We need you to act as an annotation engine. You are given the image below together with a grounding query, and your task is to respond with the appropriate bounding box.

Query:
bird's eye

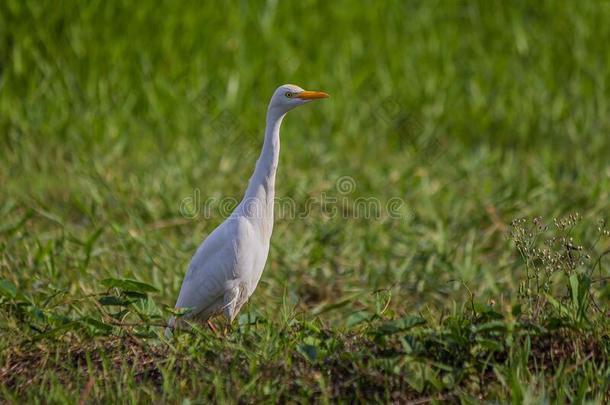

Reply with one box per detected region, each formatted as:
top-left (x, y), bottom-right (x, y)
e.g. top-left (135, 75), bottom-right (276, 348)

top-left (285, 92), bottom-right (293, 98)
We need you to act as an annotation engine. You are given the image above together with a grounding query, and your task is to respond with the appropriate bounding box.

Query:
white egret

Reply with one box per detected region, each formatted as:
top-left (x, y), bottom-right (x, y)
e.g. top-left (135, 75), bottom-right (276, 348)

top-left (166, 84), bottom-right (329, 336)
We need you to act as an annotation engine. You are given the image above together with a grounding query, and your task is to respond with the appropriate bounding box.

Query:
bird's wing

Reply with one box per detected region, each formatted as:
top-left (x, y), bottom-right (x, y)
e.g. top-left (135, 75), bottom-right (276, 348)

top-left (174, 217), bottom-right (255, 319)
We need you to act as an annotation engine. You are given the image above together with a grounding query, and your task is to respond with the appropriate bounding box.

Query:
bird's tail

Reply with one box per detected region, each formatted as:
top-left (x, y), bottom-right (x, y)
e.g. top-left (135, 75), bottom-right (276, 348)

top-left (164, 316), bottom-right (176, 339)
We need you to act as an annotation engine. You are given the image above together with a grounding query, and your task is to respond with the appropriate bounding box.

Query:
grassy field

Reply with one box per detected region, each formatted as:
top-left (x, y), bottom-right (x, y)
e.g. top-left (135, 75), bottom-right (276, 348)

top-left (1, 0), bottom-right (610, 403)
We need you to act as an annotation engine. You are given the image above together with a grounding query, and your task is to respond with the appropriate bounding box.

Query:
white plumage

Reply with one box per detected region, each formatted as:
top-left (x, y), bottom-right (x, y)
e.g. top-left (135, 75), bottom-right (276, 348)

top-left (166, 84), bottom-right (329, 336)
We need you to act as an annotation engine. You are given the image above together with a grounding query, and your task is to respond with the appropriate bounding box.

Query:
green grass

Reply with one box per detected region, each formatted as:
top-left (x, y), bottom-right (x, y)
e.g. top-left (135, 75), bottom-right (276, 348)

top-left (1, 0), bottom-right (610, 403)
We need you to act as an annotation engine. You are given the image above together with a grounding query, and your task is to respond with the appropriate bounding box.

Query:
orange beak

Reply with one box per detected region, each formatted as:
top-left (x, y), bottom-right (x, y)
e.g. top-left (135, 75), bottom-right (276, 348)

top-left (296, 90), bottom-right (330, 100)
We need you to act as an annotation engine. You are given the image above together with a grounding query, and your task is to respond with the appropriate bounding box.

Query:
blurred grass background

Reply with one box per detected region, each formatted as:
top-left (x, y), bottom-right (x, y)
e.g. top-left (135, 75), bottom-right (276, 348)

top-left (2, 1), bottom-right (610, 402)
top-left (1, 0), bottom-right (609, 329)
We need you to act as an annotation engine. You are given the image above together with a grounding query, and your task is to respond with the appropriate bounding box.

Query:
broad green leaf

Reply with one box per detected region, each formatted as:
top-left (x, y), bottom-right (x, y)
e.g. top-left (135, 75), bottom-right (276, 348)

top-left (569, 274), bottom-right (579, 309)
top-left (164, 306), bottom-right (193, 317)
top-left (472, 320), bottom-right (507, 334)
top-left (110, 309), bottom-right (130, 320)
top-left (98, 295), bottom-right (132, 306)
top-left (376, 316), bottom-right (426, 336)
top-left (82, 317), bottom-right (113, 333)
top-left (346, 311), bottom-right (372, 328)
top-left (545, 294), bottom-right (570, 317)
top-left (28, 306), bottom-right (46, 322)
top-left (238, 312), bottom-right (264, 326)
top-left (302, 321), bottom-right (321, 334)
top-left (124, 291), bottom-right (148, 300)
top-left (475, 337), bottom-right (504, 351)
top-left (297, 344), bottom-right (318, 363)
top-left (511, 304), bottom-right (522, 317)
top-left (0, 279), bottom-right (17, 298)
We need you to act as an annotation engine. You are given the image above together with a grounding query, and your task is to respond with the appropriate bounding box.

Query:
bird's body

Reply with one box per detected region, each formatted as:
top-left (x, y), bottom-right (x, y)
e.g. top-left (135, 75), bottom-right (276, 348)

top-left (166, 85), bottom-right (328, 335)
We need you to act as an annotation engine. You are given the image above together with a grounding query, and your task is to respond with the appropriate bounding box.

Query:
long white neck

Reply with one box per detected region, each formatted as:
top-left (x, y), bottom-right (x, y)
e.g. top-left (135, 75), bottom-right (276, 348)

top-left (237, 106), bottom-right (285, 229)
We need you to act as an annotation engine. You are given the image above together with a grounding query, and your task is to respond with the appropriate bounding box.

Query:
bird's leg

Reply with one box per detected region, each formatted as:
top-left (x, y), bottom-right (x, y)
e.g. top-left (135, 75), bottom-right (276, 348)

top-left (207, 320), bottom-right (219, 335)
top-left (223, 321), bottom-right (233, 336)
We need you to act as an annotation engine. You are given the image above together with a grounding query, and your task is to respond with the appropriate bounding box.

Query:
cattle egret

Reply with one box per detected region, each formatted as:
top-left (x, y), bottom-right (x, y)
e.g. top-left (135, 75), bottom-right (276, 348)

top-left (166, 84), bottom-right (329, 336)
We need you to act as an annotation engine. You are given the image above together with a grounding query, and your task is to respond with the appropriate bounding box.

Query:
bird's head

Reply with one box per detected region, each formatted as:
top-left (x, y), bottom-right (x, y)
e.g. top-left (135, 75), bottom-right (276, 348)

top-left (268, 84), bottom-right (329, 114)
